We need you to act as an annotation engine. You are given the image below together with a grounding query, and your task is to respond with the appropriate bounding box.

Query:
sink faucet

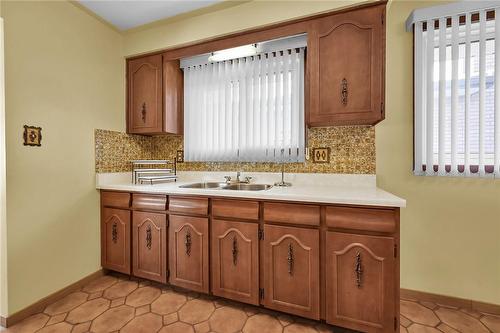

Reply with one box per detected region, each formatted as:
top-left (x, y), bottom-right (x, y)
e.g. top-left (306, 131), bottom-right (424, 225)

top-left (224, 172), bottom-right (252, 184)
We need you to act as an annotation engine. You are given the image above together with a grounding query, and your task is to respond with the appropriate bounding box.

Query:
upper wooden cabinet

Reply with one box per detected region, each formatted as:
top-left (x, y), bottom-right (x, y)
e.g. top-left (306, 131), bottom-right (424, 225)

top-left (127, 54), bottom-right (182, 135)
top-left (309, 4), bottom-right (385, 126)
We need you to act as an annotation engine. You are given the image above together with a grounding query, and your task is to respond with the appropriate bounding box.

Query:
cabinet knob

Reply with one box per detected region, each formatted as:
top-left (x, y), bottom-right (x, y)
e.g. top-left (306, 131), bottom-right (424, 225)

top-left (287, 243), bottom-right (294, 275)
top-left (185, 230), bottom-right (192, 256)
top-left (341, 78), bottom-right (348, 105)
top-left (141, 102), bottom-right (147, 123)
top-left (355, 251), bottom-right (363, 288)
top-left (232, 236), bottom-right (238, 266)
top-left (146, 225), bottom-right (152, 250)
top-left (112, 222), bottom-right (118, 243)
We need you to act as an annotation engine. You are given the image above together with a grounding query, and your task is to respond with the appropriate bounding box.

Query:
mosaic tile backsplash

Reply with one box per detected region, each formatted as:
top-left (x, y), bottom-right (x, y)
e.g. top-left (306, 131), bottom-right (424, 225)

top-left (95, 127), bottom-right (375, 174)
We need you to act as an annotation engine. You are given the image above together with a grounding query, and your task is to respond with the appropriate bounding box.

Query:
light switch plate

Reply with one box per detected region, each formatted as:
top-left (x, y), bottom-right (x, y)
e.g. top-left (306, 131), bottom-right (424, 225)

top-left (312, 148), bottom-right (330, 163)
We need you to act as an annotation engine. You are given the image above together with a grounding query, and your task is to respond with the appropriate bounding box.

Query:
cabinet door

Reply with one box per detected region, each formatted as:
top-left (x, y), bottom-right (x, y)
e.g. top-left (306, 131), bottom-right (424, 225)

top-left (169, 215), bottom-right (209, 293)
top-left (128, 54), bottom-right (163, 134)
top-left (309, 4), bottom-right (385, 126)
top-left (132, 211), bottom-right (167, 283)
top-left (326, 232), bottom-right (395, 332)
top-left (101, 208), bottom-right (131, 274)
top-left (163, 59), bottom-right (183, 135)
top-left (211, 219), bottom-right (259, 305)
top-left (263, 225), bottom-right (320, 319)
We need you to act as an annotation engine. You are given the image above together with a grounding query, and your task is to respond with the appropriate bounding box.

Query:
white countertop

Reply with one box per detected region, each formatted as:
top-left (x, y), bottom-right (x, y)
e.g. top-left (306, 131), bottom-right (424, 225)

top-left (96, 172), bottom-right (406, 208)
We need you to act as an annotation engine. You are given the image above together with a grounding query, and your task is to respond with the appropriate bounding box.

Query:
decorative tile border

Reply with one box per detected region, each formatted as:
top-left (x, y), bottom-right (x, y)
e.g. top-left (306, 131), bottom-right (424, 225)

top-left (95, 126), bottom-right (375, 174)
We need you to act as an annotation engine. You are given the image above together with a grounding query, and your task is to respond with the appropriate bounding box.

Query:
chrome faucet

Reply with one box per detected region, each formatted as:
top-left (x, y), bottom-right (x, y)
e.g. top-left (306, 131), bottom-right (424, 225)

top-left (224, 171), bottom-right (252, 184)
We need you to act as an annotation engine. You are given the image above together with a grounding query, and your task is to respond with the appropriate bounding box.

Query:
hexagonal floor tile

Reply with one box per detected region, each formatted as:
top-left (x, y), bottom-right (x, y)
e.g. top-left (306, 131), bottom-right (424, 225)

top-left (126, 286), bottom-right (161, 307)
top-left (71, 322), bottom-right (91, 333)
top-left (120, 312), bottom-right (163, 333)
top-left (66, 298), bottom-right (110, 324)
top-left (481, 314), bottom-right (500, 333)
top-left (82, 275), bottom-right (117, 293)
top-left (90, 305), bottom-right (135, 333)
top-left (436, 308), bottom-right (489, 333)
top-left (36, 322), bottom-right (73, 333)
top-left (44, 292), bottom-right (88, 315)
top-left (209, 306), bottom-right (248, 333)
top-left (103, 280), bottom-right (138, 300)
top-left (7, 313), bottom-right (49, 332)
top-left (407, 323), bottom-right (441, 332)
top-left (284, 323), bottom-right (318, 333)
top-left (151, 291), bottom-right (187, 315)
top-left (243, 313), bottom-right (282, 333)
top-left (178, 298), bottom-right (215, 324)
top-left (159, 321), bottom-right (195, 333)
top-left (401, 300), bottom-right (440, 326)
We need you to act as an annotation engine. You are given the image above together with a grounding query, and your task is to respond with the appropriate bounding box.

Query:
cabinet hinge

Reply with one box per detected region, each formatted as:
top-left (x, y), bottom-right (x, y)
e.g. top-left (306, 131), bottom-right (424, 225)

top-left (259, 288), bottom-right (264, 300)
top-left (394, 316), bottom-right (398, 331)
top-left (382, 12), bottom-right (385, 25)
top-left (394, 244), bottom-right (398, 258)
top-left (381, 102), bottom-right (385, 115)
top-left (167, 269), bottom-right (170, 279)
top-left (258, 228), bottom-right (264, 240)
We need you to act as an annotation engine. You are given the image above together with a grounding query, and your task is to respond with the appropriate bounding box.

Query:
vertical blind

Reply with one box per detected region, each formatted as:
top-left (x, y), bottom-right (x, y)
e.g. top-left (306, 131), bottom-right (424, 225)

top-left (183, 48), bottom-right (305, 162)
top-left (412, 4), bottom-right (500, 177)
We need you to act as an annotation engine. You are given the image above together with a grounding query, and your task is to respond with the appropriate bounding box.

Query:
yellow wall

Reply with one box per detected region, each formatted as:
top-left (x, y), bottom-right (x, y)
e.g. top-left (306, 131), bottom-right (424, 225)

top-left (122, 0), bottom-right (500, 305)
top-left (3, 0), bottom-right (124, 314)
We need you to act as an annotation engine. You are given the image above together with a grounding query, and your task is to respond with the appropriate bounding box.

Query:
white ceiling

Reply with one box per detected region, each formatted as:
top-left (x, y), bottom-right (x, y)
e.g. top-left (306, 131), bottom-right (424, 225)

top-left (78, 0), bottom-right (223, 31)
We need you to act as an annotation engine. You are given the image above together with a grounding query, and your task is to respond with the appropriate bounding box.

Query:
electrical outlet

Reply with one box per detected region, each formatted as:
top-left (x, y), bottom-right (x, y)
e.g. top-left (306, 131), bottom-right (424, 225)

top-left (312, 148), bottom-right (330, 163)
top-left (176, 150), bottom-right (184, 163)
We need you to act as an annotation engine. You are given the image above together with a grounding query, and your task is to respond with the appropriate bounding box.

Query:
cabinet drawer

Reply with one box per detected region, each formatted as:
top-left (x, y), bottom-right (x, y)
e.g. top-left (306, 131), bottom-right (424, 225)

top-left (101, 191), bottom-right (130, 209)
top-left (212, 199), bottom-right (259, 221)
top-left (264, 203), bottom-right (320, 226)
top-left (326, 207), bottom-right (396, 233)
top-left (169, 196), bottom-right (208, 215)
top-left (132, 194), bottom-right (167, 211)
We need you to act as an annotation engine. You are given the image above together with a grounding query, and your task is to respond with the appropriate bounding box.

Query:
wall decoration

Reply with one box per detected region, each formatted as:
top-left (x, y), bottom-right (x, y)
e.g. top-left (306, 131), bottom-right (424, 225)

top-left (23, 125), bottom-right (42, 146)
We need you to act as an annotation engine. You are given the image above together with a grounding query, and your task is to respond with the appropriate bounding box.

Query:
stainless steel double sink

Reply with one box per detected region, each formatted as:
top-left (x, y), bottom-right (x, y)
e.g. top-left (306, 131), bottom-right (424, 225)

top-left (179, 182), bottom-right (272, 191)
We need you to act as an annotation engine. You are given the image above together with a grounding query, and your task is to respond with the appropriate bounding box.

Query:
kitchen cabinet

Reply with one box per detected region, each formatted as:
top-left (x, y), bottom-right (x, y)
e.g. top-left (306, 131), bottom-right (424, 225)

top-left (127, 55), bottom-right (182, 135)
top-left (326, 232), bottom-right (395, 332)
top-left (309, 3), bottom-right (385, 126)
top-left (132, 211), bottom-right (168, 283)
top-left (101, 207), bottom-right (131, 274)
top-left (262, 224), bottom-right (320, 320)
top-left (169, 215), bottom-right (209, 293)
top-left (211, 219), bottom-right (259, 305)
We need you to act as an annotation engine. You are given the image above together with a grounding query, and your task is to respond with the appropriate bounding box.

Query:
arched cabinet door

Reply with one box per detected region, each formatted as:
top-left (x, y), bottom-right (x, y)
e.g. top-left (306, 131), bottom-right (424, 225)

top-left (169, 215), bottom-right (209, 293)
top-left (263, 225), bottom-right (320, 320)
top-left (128, 54), bottom-right (163, 134)
top-left (326, 232), bottom-right (395, 333)
top-left (211, 219), bottom-right (259, 305)
top-left (101, 208), bottom-right (131, 274)
top-left (132, 211), bottom-right (167, 283)
top-left (309, 3), bottom-right (385, 126)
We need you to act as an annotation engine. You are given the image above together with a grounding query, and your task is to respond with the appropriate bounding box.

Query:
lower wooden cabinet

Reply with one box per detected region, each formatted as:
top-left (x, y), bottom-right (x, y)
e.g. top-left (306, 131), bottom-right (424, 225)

top-left (169, 215), bottom-right (209, 293)
top-left (326, 232), bottom-right (395, 332)
top-left (101, 207), bottom-right (131, 274)
top-left (132, 211), bottom-right (168, 283)
top-left (211, 219), bottom-right (259, 305)
top-left (263, 225), bottom-right (320, 320)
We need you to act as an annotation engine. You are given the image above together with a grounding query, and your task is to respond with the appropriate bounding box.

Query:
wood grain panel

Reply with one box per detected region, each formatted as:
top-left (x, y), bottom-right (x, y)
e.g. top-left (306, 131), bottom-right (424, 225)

top-left (101, 208), bottom-right (131, 274)
top-left (326, 206), bottom-right (396, 233)
top-left (212, 199), bottom-right (259, 221)
top-left (264, 202), bottom-right (320, 226)
top-left (163, 59), bottom-right (183, 134)
top-left (169, 196), bottom-right (208, 215)
top-left (101, 191), bottom-right (130, 209)
top-left (326, 231), bottom-right (395, 332)
top-left (169, 215), bottom-right (209, 293)
top-left (132, 194), bottom-right (167, 211)
top-left (132, 211), bottom-right (167, 283)
top-left (211, 219), bottom-right (259, 305)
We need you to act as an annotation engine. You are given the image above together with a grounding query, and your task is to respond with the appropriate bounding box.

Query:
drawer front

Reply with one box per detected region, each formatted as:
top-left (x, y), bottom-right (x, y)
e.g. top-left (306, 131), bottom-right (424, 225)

top-left (326, 207), bottom-right (396, 233)
top-left (264, 203), bottom-right (320, 226)
top-left (212, 199), bottom-right (259, 221)
top-left (169, 196), bottom-right (208, 215)
top-left (101, 191), bottom-right (130, 209)
top-left (132, 194), bottom-right (167, 211)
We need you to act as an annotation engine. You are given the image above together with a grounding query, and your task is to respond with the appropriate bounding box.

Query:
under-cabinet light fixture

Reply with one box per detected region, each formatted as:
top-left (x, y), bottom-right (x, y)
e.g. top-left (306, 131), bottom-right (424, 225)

top-left (208, 44), bottom-right (258, 62)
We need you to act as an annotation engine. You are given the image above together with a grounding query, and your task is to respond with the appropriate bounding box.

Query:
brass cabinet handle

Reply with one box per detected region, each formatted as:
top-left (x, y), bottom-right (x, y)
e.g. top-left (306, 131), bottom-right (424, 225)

top-left (185, 230), bottom-right (192, 256)
top-left (232, 236), bottom-right (238, 266)
top-left (287, 243), bottom-right (294, 275)
top-left (355, 252), bottom-right (363, 288)
top-left (112, 222), bottom-right (118, 243)
top-left (146, 225), bottom-right (152, 250)
top-left (341, 78), bottom-right (348, 105)
top-left (141, 102), bottom-right (147, 123)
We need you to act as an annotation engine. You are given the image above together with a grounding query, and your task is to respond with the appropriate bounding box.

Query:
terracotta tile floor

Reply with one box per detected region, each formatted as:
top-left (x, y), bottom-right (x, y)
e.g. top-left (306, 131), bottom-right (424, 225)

top-left (3, 274), bottom-right (500, 333)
